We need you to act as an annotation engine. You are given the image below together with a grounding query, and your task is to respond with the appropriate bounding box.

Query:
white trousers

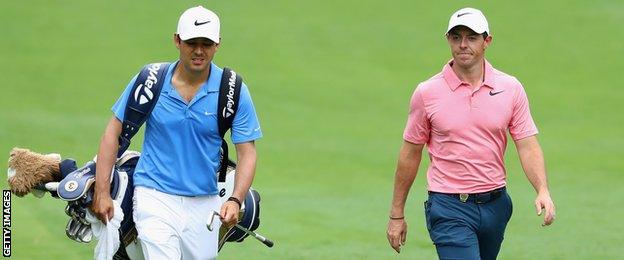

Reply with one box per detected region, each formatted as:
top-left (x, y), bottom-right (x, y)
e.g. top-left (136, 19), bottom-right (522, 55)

top-left (133, 186), bottom-right (221, 260)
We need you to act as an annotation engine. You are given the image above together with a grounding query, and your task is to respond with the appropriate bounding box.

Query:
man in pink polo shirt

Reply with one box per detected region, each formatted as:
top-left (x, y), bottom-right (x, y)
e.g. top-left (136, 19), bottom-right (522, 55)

top-left (386, 7), bottom-right (556, 259)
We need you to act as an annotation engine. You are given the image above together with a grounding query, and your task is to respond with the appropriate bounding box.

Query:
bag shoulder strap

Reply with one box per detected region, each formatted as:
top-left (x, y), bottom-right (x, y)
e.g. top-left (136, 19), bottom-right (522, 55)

top-left (217, 67), bottom-right (243, 182)
top-left (118, 62), bottom-right (171, 157)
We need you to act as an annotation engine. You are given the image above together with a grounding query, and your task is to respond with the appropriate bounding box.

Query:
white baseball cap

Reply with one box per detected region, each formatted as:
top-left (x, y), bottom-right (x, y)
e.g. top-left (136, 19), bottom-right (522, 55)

top-left (446, 7), bottom-right (489, 35)
top-left (176, 6), bottom-right (220, 43)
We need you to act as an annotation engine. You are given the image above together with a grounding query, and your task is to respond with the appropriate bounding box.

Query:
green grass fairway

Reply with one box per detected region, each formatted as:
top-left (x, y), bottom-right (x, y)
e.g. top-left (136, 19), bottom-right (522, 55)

top-left (2, 1), bottom-right (623, 259)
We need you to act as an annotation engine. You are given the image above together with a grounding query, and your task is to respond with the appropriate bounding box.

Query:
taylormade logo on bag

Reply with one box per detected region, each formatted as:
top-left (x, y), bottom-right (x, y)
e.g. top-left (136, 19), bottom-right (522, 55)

top-left (73, 167), bottom-right (90, 178)
top-left (134, 63), bottom-right (162, 105)
top-left (222, 71), bottom-right (237, 118)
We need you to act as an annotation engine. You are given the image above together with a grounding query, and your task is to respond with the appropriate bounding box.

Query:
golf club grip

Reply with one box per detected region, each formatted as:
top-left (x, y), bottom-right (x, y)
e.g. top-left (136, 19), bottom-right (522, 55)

top-left (253, 233), bottom-right (274, 248)
top-left (235, 224), bottom-right (274, 248)
top-left (262, 238), bottom-right (274, 247)
top-left (249, 231), bottom-right (273, 247)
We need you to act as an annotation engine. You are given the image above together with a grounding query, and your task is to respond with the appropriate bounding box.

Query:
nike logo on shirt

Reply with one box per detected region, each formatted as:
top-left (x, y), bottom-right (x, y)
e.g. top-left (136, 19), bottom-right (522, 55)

top-left (489, 90), bottom-right (504, 96)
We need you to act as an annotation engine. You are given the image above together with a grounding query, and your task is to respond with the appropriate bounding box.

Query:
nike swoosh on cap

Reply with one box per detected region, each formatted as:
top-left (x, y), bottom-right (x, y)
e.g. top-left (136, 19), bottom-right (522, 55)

top-left (457, 12), bottom-right (471, 17)
top-left (194, 20), bottom-right (210, 26)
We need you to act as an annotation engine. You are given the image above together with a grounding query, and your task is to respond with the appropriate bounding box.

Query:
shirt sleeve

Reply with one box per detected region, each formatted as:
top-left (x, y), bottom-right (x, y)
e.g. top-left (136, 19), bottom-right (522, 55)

top-left (111, 74), bottom-right (139, 121)
top-left (508, 82), bottom-right (538, 140)
top-left (403, 86), bottom-right (430, 144)
top-left (231, 83), bottom-right (262, 144)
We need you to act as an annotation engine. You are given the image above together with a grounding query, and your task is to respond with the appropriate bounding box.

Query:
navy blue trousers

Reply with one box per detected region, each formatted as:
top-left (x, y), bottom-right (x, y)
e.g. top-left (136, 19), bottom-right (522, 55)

top-left (425, 189), bottom-right (513, 260)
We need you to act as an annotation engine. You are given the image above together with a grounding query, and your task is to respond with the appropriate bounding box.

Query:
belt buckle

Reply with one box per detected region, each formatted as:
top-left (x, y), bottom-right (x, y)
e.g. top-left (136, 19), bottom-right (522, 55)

top-left (459, 193), bottom-right (469, 203)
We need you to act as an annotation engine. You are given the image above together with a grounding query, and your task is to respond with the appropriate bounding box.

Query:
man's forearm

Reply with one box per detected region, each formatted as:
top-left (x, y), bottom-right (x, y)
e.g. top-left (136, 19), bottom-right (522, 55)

top-left (95, 117), bottom-right (122, 196)
top-left (232, 142), bottom-right (257, 201)
top-left (516, 136), bottom-right (549, 194)
top-left (390, 142), bottom-right (424, 217)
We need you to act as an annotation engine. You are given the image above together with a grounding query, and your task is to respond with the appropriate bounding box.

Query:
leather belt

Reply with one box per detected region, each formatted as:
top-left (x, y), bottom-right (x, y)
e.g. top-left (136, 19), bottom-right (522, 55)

top-left (428, 187), bottom-right (506, 204)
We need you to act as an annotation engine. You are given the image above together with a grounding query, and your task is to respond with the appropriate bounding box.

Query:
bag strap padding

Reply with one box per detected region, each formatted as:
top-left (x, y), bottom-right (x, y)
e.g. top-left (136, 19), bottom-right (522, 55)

top-left (217, 67), bottom-right (243, 182)
top-left (118, 62), bottom-right (171, 157)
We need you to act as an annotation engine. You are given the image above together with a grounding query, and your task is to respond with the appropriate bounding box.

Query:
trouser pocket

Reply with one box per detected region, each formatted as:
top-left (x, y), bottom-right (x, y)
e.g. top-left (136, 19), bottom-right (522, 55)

top-left (506, 192), bottom-right (513, 221)
top-left (424, 200), bottom-right (432, 231)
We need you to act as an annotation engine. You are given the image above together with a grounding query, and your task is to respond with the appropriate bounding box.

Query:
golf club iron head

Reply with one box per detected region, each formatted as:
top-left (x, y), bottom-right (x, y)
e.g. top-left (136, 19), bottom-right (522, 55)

top-left (66, 218), bottom-right (81, 241)
top-left (66, 218), bottom-right (92, 243)
top-left (76, 224), bottom-right (93, 243)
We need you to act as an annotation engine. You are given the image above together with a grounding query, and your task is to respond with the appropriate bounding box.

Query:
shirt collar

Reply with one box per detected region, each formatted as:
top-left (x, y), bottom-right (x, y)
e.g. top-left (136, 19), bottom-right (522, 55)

top-left (162, 61), bottom-right (220, 96)
top-left (442, 59), bottom-right (495, 91)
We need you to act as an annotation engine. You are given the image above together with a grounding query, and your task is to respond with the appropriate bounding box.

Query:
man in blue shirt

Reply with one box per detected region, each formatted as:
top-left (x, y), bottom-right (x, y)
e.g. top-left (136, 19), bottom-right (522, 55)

top-left (91, 6), bottom-right (262, 259)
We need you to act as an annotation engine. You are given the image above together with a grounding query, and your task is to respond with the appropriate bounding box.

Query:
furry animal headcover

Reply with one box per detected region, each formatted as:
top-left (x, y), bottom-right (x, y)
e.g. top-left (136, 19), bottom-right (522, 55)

top-left (7, 148), bottom-right (61, 197)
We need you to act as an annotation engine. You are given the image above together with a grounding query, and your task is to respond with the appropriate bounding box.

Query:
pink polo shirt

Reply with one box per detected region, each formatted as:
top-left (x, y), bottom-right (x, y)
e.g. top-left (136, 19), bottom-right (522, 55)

top-left (403, 59), bottom-right (538, 193)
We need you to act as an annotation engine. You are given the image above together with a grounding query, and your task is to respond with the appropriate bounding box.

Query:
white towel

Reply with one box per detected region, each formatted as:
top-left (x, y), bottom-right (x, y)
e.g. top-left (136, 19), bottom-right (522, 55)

top-left (86, 200), bottom-right (124, 260)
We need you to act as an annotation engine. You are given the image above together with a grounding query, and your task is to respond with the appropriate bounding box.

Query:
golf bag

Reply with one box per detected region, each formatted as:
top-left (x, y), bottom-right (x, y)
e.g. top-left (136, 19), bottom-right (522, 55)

top-left (55, 151), bottom-right (142, 259)
top-left (52, 150), bottom-right (263, 259)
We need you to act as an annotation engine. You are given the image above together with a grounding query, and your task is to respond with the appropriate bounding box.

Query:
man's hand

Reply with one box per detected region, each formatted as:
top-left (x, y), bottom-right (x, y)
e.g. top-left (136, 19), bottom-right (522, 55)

top-left (386, 141), bottom-right (423, 253)
top-left (90, 192), bottom-right (114, 224)
top-left (386, 218), bottom-right (407, 253)
top-left (219, 200), bottom-right (240, 228)
top-left (535, 192), bottom-right (556, 226)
